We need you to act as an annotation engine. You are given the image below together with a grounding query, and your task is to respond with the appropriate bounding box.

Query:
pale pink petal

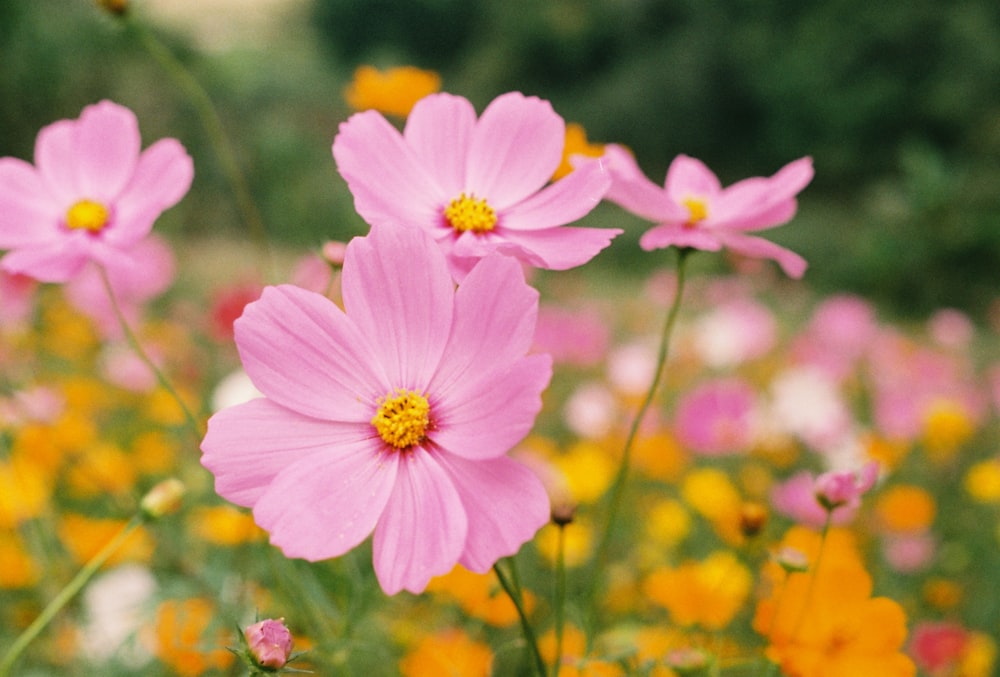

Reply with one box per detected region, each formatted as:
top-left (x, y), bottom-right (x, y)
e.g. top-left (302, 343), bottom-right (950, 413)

top-left (435, 453), bottom-right (549, 572)
top-left (34, 119), bottom-right (79, 202)
top-left (602, 145), bottom-right (688, 222)
top-left (107, 138), bottom-right (194, 246)
top-left (333, 110), bottom-right (446, 228)
top-left (235, 284), bottom-right (387, 420)
top-left (253, 438), bottom-right (399, 562)
top-left (429, 253), bottom-right (539, 396)
top-left (639, 223), bottom-right (723, 252)
top-left (0, 158), bottom-right (62, 247)
top-left (1, 238), bottom-right (89, 282)
top-left (499, 225), bottom-right (622, 270)
top-left (466, 92), bottom-right (564, 209)
top-left (712, 231), bottom-right (807, 278)
top-left (372, 451), bottom-right (467, 594)
top-left (431, 353), bottom-right (552, 460)
top-left (403, 93), bottom-right (476, 196)
top-left (75, 101), bottom-right (140, 201)
top-left (664, 155), bottom-right (722, 201)
top-left (341, 226), bottom-right (453, 390)
top-left (501, 159), bottom-right (611, 230)
top-left (201, 397), bottom-right (371, 507)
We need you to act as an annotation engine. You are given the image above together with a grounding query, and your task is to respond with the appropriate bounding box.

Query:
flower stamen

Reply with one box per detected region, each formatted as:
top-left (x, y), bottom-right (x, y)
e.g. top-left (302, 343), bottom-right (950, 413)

top-left (444, 193), bottom-right (497, 234)
top-left (681, 196), bottom-right (708, 228)
top-left (372, 389), bottom-right (431, 450)
top-left (66, 199), bottom-right (110, 232)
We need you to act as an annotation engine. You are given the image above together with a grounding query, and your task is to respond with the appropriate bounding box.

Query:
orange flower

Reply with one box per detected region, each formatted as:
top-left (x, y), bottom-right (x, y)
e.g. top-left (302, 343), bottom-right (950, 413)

top-left (644, 551), bottom-right (751, 630)
top-left (399, 629), bottom-right (492, 677)
top-left (344, 65), bottom-right (441, 117)
top-left (538, 625), bottom-right (625, 677)
top-left (875, 485), bottom-right (936, 533)
top-left (188, 505), bottom-right (264, 546)
top-left (552, 123), bottom-right (606, 181)
top-left (58, 514), bottom-right (154, 567)
top-left (754, 526), bottom-right (915, 677)
top-left (426, 565), bottom-right (534, 627)
top-left (150, 598), bottom-right (235, 677)
top-left (0, 530), bottom-right (38, 588)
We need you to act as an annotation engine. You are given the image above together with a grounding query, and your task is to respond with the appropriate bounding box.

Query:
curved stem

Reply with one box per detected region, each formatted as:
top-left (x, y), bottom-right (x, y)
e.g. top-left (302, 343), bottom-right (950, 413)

top-left (494, 560), bottom-right (546, 677)
top-left (587, 248), bottom-right (691, 608)
top-left (98, 266), bottom-right (204, 441)
top-left (0, 516), bottom-right (143, 676)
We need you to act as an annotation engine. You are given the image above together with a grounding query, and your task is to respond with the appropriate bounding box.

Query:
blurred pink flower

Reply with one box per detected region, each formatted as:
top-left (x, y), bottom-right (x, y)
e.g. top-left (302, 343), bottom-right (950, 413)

top-left (927, 308), bottom-right (974, 349)
top-left (882, 533), bottom-right (935, 573)
top-left (790, 294), bottom-right (878, 381)
top-left (533, 306), bottom-right (609, 367)
top-left (333, 91), bottom-right (618, 281)
top-left (602, 147), bottom-right (812, 278)
top-left (674, 378), bottom-right (758, 456)
top-left (0, 100), bottom-right (193, 282)
top-left (201, 226), bottom-right (552, 594)
top-left (691, 298), bottom-right (777, 368)
top-left (208, 280), bottom-right (263, 342)
top-left (813, 460), bottom-right (879, 510)
top-left (0, 270), bottom-right (36, 326)
top-left (770, 471), bottom-right (859, 527)
top-left (908, 621), bottom-right (969, 674)
top-left (64, 234), bottom-right (176, 338)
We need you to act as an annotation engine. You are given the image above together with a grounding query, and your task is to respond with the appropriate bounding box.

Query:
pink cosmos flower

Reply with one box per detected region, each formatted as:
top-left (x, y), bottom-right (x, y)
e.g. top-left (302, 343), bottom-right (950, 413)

top-left (601, 146), bottom-right (813, 278)
top-left (201, 225), bottom-right (552, 594)
top-left (332, 91), bottom-right (619, 281)
top-left (813, 461), bottom-right (879, 511)
top-left (674, 378), bottom-right (758, 456)
top-left (771, 471), bottom-right (860, 528)
top-left (0, 100), bottom-right (193, 283)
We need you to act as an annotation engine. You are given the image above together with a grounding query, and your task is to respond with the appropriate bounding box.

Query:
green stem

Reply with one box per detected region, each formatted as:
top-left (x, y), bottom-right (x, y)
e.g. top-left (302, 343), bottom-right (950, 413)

top-left (791, 512), bottom-right (832, 640)
top-left (494, 560), bottom-right (546, 677)
top-left (587, 248), bottom-right (691, 608)
top-left (552, 523), bottom-right (567, 677)
top-left (122, 16), bottom-right (272, 273)
top-left (98, 266), bottom-right (204, 442)
top-left (0, 516), bottom-right (143, 676)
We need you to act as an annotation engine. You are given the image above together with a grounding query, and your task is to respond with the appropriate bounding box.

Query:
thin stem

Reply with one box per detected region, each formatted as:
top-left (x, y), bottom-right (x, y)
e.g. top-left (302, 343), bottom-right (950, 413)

top-left (552, 523), bottom-right (567, 677)
top-left (494, 560), bottom-right (546, 677)
top-left (587, 248), bottom-right (691, 607)
top-left (98, 266), bottom-right (204, 441)
top-left (0, 516), bottom-right (143, 676)
top-left (122, 16), bottom-right (273, 274)
top-left (791, 512), bottom-right (833, 640)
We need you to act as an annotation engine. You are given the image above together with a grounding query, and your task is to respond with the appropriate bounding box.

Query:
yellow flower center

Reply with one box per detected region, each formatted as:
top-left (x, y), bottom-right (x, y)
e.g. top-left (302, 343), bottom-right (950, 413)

top-left (444, 193), bottom-right (497, 234)
top-left (66, 199), bottom-right (110, 232)
top-left (681, 196), bottom-right (708, 227)
top-left (372, 389), bottom-right (431, 450)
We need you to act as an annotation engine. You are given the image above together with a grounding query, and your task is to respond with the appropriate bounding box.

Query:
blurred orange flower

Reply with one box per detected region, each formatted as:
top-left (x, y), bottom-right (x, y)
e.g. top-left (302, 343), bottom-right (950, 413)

top-left (58, 514), bottom-right (154, 567)
top-left (344, 65), bottom-right (441, 117)
top-left (188, 505), bottom-right (264, 546)
top-left (644, 551), bottom-right (751, 630)
top-left (150, 598), bottom-right (234, 677)
top-left (426, 564), bottom-right (534, 627)
top-left (875, 485), bottom-right (936, 533)
top-left (399, 628), bottom-right (492, 677)
top-left (552, 123), bottom-right (606, 181)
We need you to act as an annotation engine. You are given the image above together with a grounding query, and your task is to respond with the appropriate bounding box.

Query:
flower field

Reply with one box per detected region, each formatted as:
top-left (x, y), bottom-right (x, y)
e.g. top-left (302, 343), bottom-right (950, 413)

top-left (3, 3), bottom-right (1000, 677)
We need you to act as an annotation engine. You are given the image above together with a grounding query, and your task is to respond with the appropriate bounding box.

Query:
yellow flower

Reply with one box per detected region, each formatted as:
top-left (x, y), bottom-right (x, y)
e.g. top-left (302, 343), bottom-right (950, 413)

top-left (400, 629), bottom-right (492, 677)
top-left (58, 514), bottom-right (154, 567)
top-left (681, 467), bottom-right (744, 542)
top-left (552, 123), bottom-right (606, 181)
top-left (188, 505), bottom-right (264, 546)
top-left (632, 431), bottom-right (689, 482)
top-left (964, 459), bottom-right (1000, 504)
top-left (644, 551), bottom-right (752, 630)
top-left (0, 456), bottom-right (51, 529)
top-left (344, 65), bottom-right (441, 117)
top-left (921, 399), bottom-right (974, 462)
top-left (875, 485), bottom-right (936, 533)
top-left (958, 631), bottom-right (997, 677)
top-left (555, 440), bottom-right (616, 504)
top-left (0, 531), bottom-right (38, 588)
top-left (63, 441), bottom-right (137, 497)
top-left (536, 519), bottom-right (594, 568)
top-left (644, 498), bottom-right (691, 549)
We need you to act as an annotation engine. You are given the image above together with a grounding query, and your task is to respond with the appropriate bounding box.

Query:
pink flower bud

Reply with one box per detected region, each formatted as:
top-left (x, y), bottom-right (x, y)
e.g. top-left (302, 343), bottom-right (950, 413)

top-left (320, 240), bottom-right (348, 267)
top-left (814, 461), bottom-right (878, 511)
top-left (245, 618), bottom-right (293, 669)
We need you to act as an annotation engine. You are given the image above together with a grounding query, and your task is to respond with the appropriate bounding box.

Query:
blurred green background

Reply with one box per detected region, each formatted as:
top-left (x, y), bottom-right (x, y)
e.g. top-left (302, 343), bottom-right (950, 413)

top-left (2, 0), bottom-right (1000, 317)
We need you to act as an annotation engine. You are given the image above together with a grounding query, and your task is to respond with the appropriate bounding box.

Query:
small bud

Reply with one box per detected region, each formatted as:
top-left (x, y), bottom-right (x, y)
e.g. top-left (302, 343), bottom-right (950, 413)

top-left (140, 478), bottom-right (185, 519)
top-left (320, 241), bottom-right (348, 267)
top-left (551, 501), bottom-right (576, 526)
top-left (95, 0), bottom-right (129, 16)
top-left (738, 501), bottom-right (768, 539)
top-left (664, 647), bottom-right (713, 675)
top-left (774, 546), bottom-right (810, 574)
top-left (245, 618), bottom-right (294, 670)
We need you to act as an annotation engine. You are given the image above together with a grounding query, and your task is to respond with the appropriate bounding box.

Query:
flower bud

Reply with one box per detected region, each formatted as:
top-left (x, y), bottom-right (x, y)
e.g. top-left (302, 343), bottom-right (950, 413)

top-left (321, 241), bottom-right (348, 267)
top-left (140, 478), bottom-right (185, 519)
top-left (245, 618), bottom-right (294, 670)
top-left (814, 460), bottom-right (879, 511)
top-left (738, 501), bottom-right (768, 539)
top-left (774, 546), bottom-right (810, 574)
top-left (95, 0), bottom-right (129, 15)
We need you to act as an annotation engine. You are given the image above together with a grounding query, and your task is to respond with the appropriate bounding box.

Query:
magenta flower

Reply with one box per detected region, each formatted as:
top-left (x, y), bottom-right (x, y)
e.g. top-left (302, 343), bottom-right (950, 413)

top-left (0, 100), bottom-right (193, 283)
top-left (813, 460), bottom-right (879, 511)
top-left (332, 91), bottom-right (619, 281)
top-left (201, 226), bottom-right (552, 594)
top-left (602, 146), bottom-right (813, 278)
top-left (674, 378), bottom-right (758, 456)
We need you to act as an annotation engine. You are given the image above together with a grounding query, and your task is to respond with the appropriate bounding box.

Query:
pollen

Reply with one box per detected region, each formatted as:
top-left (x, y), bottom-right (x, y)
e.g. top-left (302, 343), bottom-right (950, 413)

top-left (66, 199), bottom-right (110, 232)
top-left (681, 196), bottom-right (708, 226)
top-left (372, 389), bottom-right (431, 450)
top-left (444, 193), bottom-right (497, 234)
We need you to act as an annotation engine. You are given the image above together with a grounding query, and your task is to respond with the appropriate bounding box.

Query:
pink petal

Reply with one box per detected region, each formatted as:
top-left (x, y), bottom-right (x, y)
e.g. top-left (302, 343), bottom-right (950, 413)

top-left (0, 158), bottom-right (62, 248)
top-left (34, 119), bottom-right (79, 202)
top-left (253, 437), bottom-right (400, 562)
top-left (466, 92), bottom-right (564, 210)
top-left (501, 159), bottom-right (611, 231)
top-left (333, 110), bottom-right (445, 228)
top-left (201, 397), bottom-right (371, 507)
top-left (235, 284), bottom-right (388, 421)
top-left (664, 155), bottom-right (722, 202)
top-left (709, 157), bottom-right (813, 230)
top-left (602, 145), bottom-right (688, 222)
top-left (0, 237), bottom-right (89, 282)
top-left (341, 226), bottom-right (453, 390)
top-left (435, 453), bottom-right (549, 572)
top-left (108, 138), bottom-right (194, 247)
top-left (711, 231), bottom-right (808, 278)
top-left (403, 93), bottom-right (476, 196)
top-left (638, 223), bottom-right (723, 252)
top-left (75, 101), bottom-right (141, 201)
top-left (431, 353), bottom-right (552, 460)
top-left (372, 451), bottom-right (467, 594)
top-left (499, 225), bottom-right (622, 270)
top-left (430, 253), bottom-right (539, 396)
